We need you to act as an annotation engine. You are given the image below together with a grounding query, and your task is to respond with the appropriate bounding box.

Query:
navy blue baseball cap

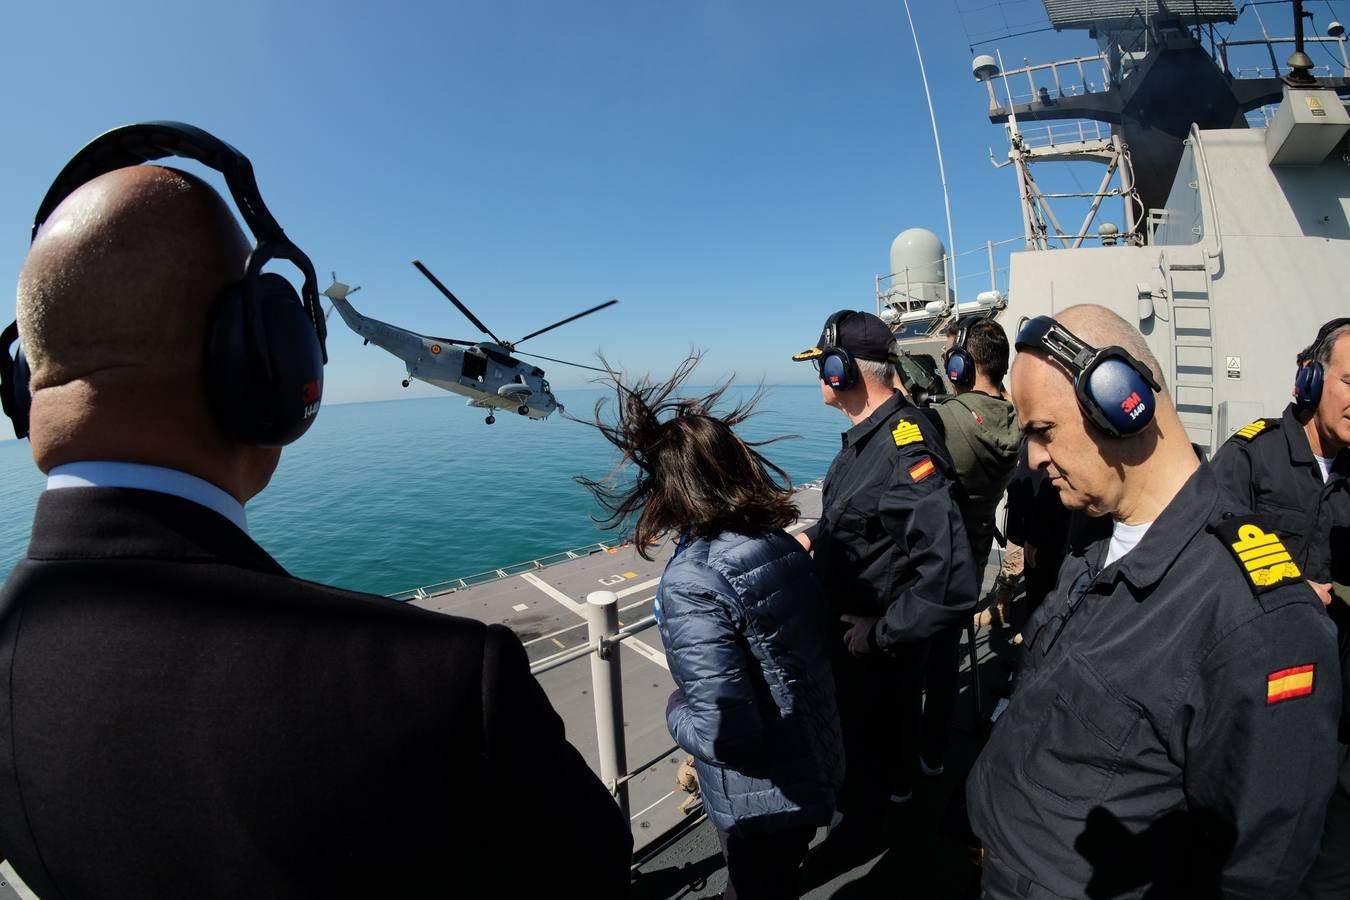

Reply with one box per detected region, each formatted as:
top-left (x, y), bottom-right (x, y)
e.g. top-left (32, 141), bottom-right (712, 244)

top-left (792, 310), bottom-right (895, 363)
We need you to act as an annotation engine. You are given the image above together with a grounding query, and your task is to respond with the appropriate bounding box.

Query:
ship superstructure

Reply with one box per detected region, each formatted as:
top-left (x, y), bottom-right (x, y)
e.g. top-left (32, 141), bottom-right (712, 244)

top-left (884, 0), bottom-right (1350, 454)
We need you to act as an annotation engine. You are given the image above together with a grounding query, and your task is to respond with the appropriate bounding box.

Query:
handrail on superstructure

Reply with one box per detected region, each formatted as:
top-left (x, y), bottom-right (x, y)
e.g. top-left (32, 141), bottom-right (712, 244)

top-left (1186, 123), bottom-right (1224, 263)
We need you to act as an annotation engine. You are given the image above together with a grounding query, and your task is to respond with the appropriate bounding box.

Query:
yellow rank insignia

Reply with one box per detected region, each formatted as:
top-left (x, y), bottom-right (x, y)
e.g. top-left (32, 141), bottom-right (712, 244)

top-left (1232, 418), bottom-right (1276, 442)
top-left (1215, 517), bottom-right (1302, 592)
top-left (892, 420), bottom-right (923, 447)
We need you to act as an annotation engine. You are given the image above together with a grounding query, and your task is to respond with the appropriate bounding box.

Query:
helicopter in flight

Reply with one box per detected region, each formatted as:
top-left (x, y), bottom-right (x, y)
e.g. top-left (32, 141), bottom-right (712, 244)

top-left (323, 261), bottom-right (617, 424)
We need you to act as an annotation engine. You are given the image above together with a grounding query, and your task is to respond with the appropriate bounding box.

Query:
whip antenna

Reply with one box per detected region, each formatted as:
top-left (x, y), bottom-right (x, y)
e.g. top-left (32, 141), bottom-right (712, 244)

top-left (903, 0), bottom-right (958, 307)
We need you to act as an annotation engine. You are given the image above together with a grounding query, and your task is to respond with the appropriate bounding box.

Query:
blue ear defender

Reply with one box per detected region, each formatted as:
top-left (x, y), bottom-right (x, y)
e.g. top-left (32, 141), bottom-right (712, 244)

top-left (1293, 317), bottom-right (1350, 412)
top-left (818, 310), bottom-right (858, 391)
top-left (945, 322), bottom-right (976, 388)
top-left (2, 121), bottom-right (327, 445)
top-left (1015, 316), bottom-right (1162, 439)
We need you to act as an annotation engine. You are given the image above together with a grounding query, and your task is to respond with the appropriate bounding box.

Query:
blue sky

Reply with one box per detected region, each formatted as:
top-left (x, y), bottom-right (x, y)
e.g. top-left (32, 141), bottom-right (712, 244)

top-left (0, 0), bottom-right (1315, 410)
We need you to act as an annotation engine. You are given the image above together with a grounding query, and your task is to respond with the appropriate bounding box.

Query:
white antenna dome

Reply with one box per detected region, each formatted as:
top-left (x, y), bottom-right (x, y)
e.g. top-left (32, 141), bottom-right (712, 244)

top-left (1329, 20), bottom-right (1345, 38)
top-left (972, 54), bottom-right (1000, 81)
top-left (890, 228), bottom-right (947, 286)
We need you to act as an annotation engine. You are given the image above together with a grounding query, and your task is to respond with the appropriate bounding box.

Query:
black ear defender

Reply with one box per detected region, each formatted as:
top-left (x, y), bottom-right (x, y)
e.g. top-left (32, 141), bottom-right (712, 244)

top-left (944, 322), bottom-right (976, 389)
top-left (817, 310), bottom-right (859, 391)
top-left (1015, 315), bottom-right (1162, 438)
top-left (2, 121), bottom-right (328, 446)
top-left (0, 321), bottom-right (32, 439)
top-left (1293, 317), bottom-right (1350, 412)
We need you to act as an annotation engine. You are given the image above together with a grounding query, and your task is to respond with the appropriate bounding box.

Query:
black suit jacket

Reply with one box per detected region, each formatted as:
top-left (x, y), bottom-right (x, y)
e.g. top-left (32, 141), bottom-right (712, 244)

top-left (0, 488), bottom-right (631, 899)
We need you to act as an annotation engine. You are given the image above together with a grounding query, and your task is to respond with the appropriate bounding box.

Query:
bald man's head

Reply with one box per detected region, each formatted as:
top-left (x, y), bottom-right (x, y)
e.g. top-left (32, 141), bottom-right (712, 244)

top-left (17, 165), bottom-right (250, 389)
top-left (1052, 305), bottom-right (1168, 394)
top-left (1011, 304), bottom-right (1197, 522)
top-left (14, 164), bottom-right (282, 501)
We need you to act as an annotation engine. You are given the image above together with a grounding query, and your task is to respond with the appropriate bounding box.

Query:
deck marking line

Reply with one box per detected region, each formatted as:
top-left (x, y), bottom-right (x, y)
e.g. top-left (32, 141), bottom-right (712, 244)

top-left (511, 603), bottom-right (530, 612)
top-left (623, 638), bottom-right (670, 671)
top-left (520, 572), bottom-right (586, 616)
top-left (615, 577), bottom-right (660, 599)
top-left (619, 596), bottom-right (654, 614)
top-left (524, 620), bottom-right (587, 647)
top-left (630, 789), bottom-right (680, 821)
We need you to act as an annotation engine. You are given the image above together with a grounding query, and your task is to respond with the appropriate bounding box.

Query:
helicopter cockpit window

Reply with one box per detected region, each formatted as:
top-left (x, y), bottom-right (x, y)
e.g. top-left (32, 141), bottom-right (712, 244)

top-left (462, 353), bottom-right (487, 382)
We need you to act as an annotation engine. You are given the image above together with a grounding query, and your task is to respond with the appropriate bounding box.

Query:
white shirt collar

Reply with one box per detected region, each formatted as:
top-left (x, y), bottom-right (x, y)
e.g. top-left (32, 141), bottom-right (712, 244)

top-left (46, 461), bottom-right (249, 534)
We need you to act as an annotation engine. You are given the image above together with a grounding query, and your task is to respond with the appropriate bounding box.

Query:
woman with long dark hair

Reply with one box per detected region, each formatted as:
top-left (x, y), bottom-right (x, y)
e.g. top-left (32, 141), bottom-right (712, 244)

top-left (577, 356), bottom-right (843, 900)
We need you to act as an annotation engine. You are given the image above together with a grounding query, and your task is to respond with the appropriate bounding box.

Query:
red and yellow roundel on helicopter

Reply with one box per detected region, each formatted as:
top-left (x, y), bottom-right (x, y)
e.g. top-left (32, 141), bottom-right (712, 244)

top-left (430, 344), bottom-right (441, 355)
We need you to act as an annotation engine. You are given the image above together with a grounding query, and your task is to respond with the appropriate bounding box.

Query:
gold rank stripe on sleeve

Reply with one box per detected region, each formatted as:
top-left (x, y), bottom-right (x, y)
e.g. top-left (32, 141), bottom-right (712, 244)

top-left (908, 457), bottom-right (935, 483)
top-left (1233, 419), bottom-right (1273, 441)
top-left (892, 420), bottom-right (923, 447)
top-left (1267, 664), bottom-right (1315, 705)
top-left (1229, 523), bottom-right (1302, 587)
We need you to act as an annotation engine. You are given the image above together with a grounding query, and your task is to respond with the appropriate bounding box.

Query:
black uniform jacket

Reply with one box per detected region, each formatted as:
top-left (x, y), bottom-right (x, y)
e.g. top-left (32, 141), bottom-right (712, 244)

top-left (1212, 405), bottom-right (1350, 753)
top-left (968, 465), bottom-right (1341, 900)
top-left (806, 391), bottom-right (977, 649)
top-left (0, 488), bottom-right (632, 900)
top-left (1211, 404), bottom-right (1350, 587)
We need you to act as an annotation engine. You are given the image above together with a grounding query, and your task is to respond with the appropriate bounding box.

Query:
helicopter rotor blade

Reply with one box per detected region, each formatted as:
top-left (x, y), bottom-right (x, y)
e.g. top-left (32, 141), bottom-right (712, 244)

top-left (514, 298), bottom-right (619, 346)
top-left (411, 259), bottom-right (505, 345)
top-left (514, 350), bottom-right (616, 374)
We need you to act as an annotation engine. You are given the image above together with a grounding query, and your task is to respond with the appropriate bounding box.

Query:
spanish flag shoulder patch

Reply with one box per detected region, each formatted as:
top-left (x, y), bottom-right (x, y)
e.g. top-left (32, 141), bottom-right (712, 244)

top-left (1212, 515), bottom-right (1302, 593)
top-left (1231, 418), bottom-right (1278, 442)
top-left (908, 457), bottom-right (936, 483)
top-left (1267, 664), bottom-right (1315, 705)
top-left (892, 419), bottom-right (924, 448)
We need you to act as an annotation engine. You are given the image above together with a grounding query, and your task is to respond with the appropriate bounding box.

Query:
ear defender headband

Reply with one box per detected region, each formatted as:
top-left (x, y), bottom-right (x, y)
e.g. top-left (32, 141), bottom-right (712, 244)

top-left (1294, 317), bottom-right (1350, 412)
top-left (1, 121), bottom-right (328, 445)
top-left (817, 310), bottom-right (858, 391)
top-left (944, 322), bottom-right (976, 389)
top-left (1015, 315), bottom-right (1161, 438)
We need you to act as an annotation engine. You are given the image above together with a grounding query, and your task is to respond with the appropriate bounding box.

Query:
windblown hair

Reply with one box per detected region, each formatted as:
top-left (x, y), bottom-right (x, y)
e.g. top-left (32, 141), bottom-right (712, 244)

top-left (574, 354), bottom-right (799, 560)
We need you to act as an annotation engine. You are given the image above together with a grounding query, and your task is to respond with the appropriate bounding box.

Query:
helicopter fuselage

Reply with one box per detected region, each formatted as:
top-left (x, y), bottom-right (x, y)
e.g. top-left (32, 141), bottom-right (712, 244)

top-left (328, 296), bottom-right (559, 420)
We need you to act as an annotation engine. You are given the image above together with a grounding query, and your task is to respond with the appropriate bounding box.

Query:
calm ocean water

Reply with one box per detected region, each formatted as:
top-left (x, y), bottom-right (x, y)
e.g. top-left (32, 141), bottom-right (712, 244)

top-left (0, 384), bottom-right (843, 597)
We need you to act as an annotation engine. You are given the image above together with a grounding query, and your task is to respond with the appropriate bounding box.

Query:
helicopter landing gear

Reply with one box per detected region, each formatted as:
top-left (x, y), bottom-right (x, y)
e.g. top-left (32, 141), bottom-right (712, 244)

top-left (401, 379), bottom-right (410, 388)
top-left (518, 405), bottom-right (529, 416)
top-left (485, 414), bottom-right (496, 425)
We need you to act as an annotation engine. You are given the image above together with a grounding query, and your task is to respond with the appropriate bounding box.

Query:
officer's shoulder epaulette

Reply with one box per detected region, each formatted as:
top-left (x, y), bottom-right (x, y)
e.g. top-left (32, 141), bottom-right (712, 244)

top-left (890, 415), bottom-right (926, 450)
top-left (1228, 418), bottom-right (1279, 443)
top-left (1211, 513), bottom-right (1303, 595)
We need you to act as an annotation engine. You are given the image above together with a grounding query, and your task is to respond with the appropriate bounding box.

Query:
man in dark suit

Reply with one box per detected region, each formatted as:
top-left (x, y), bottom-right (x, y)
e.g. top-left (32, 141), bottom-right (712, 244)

top-left (0, 133), bottom-right (631, 898)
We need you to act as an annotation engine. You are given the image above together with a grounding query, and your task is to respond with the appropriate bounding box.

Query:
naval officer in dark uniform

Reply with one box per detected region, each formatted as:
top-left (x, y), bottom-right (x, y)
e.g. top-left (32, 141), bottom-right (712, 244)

top-left (791, 310), bottom-right (977, 844)
top-left (1210, 318), bottom-right (1350, 898)
top-left (968, 305), bottom-right (1340, 899)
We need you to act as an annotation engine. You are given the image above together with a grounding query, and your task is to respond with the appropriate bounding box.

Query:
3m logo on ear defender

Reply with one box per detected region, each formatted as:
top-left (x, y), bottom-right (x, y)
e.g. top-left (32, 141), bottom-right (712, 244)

top-left (1225, 522), bottom-right (1301, 588)
top-left (1121, 391), bottom-right (1147, 420)
top-left (301, 380), bottom-right (321, 419)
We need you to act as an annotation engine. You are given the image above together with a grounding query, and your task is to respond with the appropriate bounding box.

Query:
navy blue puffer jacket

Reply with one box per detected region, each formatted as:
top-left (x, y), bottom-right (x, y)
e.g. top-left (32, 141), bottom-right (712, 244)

top-left (657, 529), bottom-right (844, 836)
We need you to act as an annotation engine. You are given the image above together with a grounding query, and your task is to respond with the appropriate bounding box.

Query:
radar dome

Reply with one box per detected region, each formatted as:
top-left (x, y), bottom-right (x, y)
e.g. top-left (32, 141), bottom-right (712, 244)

top-left (889, 228), bottom-right (947, 287)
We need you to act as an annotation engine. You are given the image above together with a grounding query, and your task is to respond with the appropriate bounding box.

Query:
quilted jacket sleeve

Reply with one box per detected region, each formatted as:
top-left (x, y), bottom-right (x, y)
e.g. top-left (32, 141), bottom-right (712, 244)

top-left (661, 577), bottom-right (765, 770)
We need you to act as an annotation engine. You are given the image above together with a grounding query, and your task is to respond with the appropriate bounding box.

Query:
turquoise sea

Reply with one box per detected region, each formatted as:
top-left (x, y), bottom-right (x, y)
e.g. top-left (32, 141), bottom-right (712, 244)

top-left (0, 384), bottom-right (843, 597)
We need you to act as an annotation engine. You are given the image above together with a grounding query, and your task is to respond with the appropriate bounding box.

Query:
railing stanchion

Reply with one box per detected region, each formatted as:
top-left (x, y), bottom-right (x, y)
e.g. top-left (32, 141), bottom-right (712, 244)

top-left (586, 590), bottom-right (629, 819)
